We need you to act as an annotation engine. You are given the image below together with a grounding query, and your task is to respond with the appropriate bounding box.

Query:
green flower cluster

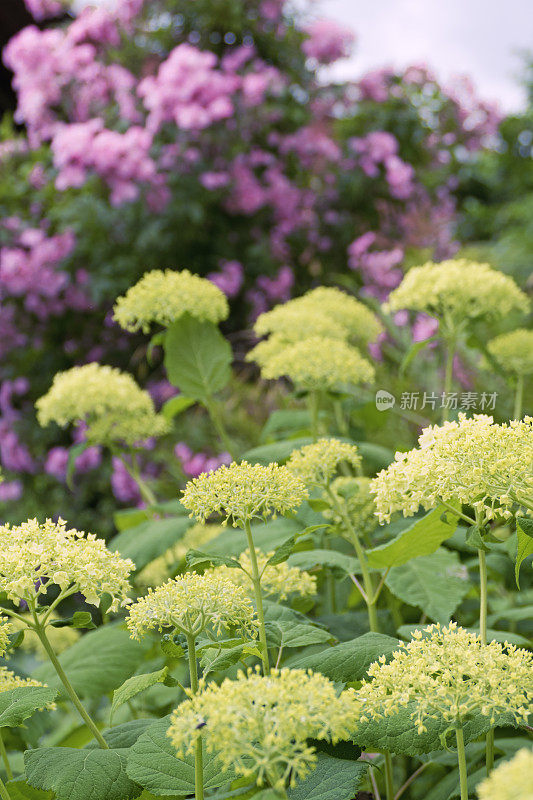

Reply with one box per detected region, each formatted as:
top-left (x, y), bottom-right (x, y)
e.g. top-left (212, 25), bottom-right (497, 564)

top-left (113, 269), bottom-right (229, 332)
top-left (476, 748), bottom-right (533, 800)
top-left (208, 548), bottom-right (317, 600)
top-left (287, 438), bottom-right (361, 486)
top-left (36, 362), bottom-right (168, 447)
top-left (487, 329), bottom-right (533, 377)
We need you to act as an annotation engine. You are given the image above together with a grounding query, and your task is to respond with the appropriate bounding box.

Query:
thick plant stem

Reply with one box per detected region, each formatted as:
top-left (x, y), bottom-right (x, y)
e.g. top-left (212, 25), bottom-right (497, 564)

top-left (0, 731), bottom-right (12, 780)
top-left (204, 396), bottom-right (236, 459)
top-left (514, 374), bottom-right (524, 419)
top-left (245, 520), bottom-right (270, 673)
top-left (33, 621), bottom-right (109, 749)
top-left (186, 634), bottom-right (204, 800)
top-left (442, 335), bottom-right (456, 423)
top-left (384, 751), bottom-right (394, 800)
top-left (486, 728), bottom-right (494, 775)
top-left (307, 392), bottom-right (320, 441)
top-left (478, 549), bottom-right (487, 645)
top-left (455, 727), bottom-right (469, 800)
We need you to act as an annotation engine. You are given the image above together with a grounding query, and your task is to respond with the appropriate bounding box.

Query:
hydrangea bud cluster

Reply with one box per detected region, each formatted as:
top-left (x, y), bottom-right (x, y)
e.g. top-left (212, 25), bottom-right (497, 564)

top-left (371, 414), bottom-right (533, 523)
top-left (487, 329), bottom-right (533, 377)
top-left (385, 259), bottom-right (529, 330)
top-left (355, 623), bottom-right (533, 734)
top-left (167, 667), bottom-right (359, 790)
top-left (181, 461), bottom-right (308, 527)
top-left (252, 336), bottom-right (375, 390)
top-left (286, 438), bottom-right (361, 487)
top-left (326, 477), bottom-right (378, 538)
top-left (113, 269), bottom-right (229, 333)
top-left (126, 573), bottom-right (256, 640)
top-left (138, 523), bottom-right (222, 587)
top-left (0, 518), bottom-right (133, 611)
top-left (36, 362), bottom-right (168, 446)
top-left (476, 748), bottom-right (533, 800)
top-left (208, 549), bottom-right (317, 601)
top-left (0, 618), bottom-right (12, 656)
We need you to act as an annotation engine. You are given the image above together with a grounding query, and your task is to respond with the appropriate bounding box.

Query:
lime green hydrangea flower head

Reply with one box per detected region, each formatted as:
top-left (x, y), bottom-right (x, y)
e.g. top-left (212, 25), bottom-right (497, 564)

top-left (476, 748), bottom-right (533, 800)
top-left (254, 287), bottom-right (382, 347)
top-left (252, 336), bottom-right (375, 390)
top-left (36, 362), bottom-right (168, 447)
top-left (113, 269), bottom-right (229, 333)
top-left (208, 548), bottom-right (317, 600)
top-left (487, 329), bottom-right (533, 377)
top-left (126, 572), bottom-right (256, 640)
top-left (0, 618), bottom-right (12, 657)
top-left (326, 477), bottom-right (378, 539)
top-left (137, 523), bottom-right (222, 587)
top-left (11, 612), bottom-right (80, 657)
top-left (287, 438), bottom-right (361, 486)
top-left (370, 414), bottom-right (533, 523)
top-left (167, 667), bottom-right (360, 790)
top-left (385, 259), bottom-right (529, 330)
top-left (181, 461), bottom-right (308, 527)
top-left (356, 623), bottom-right (533, 734)
top-left (0, 518), bottom-right (133, 612)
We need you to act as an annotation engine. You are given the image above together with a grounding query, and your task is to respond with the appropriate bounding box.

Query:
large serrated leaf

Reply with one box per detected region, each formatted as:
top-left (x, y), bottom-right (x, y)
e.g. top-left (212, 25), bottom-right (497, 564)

top-left (164, 315), bottom-right (232, 401)
top-left (289, 632), bottom-right (399, 682)
top-left (126, 717), bottom-right (234, 795)
top-left (265, 621), bottom-right (334, 650)
top-left (287, 753), bottom-right (367, 800)
top-left (288, 550), bottom-right (359, 575)
top-left (0, 686), bottom-right (57, 729)
top-left (366, 507), bottom-right (457, 568)
top-left (33, 624), bottom-right (149, 698)
top-left (111, 668), bottom-right (169, 722)
top-left (24, 747), bottom-right (141, 800)
top-left (385, 549), bottom-right (471, 624)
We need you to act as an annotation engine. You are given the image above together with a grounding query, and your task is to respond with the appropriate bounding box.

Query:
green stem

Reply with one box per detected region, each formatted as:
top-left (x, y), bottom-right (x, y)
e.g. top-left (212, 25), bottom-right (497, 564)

top-left (33, 618), bottom-right (109, 749)
top-left (384, 751), bottom-right (394, 800)
top-left (0, 774), bottom-right (11, 800)
top-left (307, 392), bottom-right (320, 441)
top-left (244, 519), bottom-right (270, 673)
top-left (455, 727), bottom-right (469, 800)
top-left (478, 549), bottom-right (487, 645)
top-left (122, 454), bottom-right (157, 507)
top-left (442, 335), bottom-right (456, 423)
top-left (514, 374), bottom-right (524, 419)
top-left (486, 728), bottom-right (494, 776)
top-left (186, 634), bottom-right (204, 800)
top-left (0, 730), bottom-right (12, 781)
top-left (204, 397), bottom-right (237, 459)
top-left (327, 489), bottom-right (379, 632)
top-left (333, 398), bottom-right (348, 436)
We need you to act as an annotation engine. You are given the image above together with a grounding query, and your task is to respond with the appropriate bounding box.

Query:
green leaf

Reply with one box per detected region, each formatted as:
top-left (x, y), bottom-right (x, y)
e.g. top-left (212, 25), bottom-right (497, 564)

top-left (515, 517), bottom-right (533, 588)
top-left (399, 336), bottom-right (438, 377)
top-left (288, 550), bottom-right (359, 575)
top-left (94, 720), bottom-right (154, 749)
top-left (307, 498), bottom-right (330, 512)
top-left (261, 410), bottom-right (311, 439)
top-left (289, 632), bottom-right (399, 682)
top-left (111, 668), bottom-right (169, 722)
top-left (113, 500), bottom-right (188, 532)
top-left (33, 623), bottom-right (149, 698)
top-left (201, 644), bottom-right (262, 677)
top-left (161, 395), bottom-right (195, 421)
top-left (265, 621), bottom-right (334, 650)
top-left (164, 315), bottom-right (232, 401)
top-left (265, 525), bottom-right (323, 567)
top-left (366, 508), bottom-right (457, 568)
top-left (354, 442), bottom-right (394, 471)
top-left (185, 550), bottom-right (243, 570)
top-left (241, 437), bottom-right (314, 466)
top-left (49, 611), bottom-right (95, 630)
top-left (24, 747), bottom-right (141, 800)
top-left (109, 516), bottom-right (193, 573)
top-left (5, 781), bottom-right (52, 800)
top-left (0, 687), bottom-right (57, 729)
top-left (386, 549), bottom-right (470, 624)
top-left (126, 717), bottom-right (234, 795)
top-left (287, 753), bottom-right (367, 800)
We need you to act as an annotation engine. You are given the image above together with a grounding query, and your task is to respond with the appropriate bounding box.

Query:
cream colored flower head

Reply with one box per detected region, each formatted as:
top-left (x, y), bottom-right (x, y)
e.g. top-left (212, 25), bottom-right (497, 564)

top-left (113, 269), bottom-right (229, 333)
top-left (208, 548), bottom-right (316, 601)
top-left (126, 572), bottom-right (256, 640)
top-left (326, 477), bottom-right (378, 538)
top-left (11, 613), bottom-right (80, 658)
top-left (167, 667), bottom-right (360, 790)
top-left (137, 523), bottom-right (222, 587)
top-left (287, 438), bottom-right (361, 487)
top-left (356, 623), bottom-right (533, 734)
top-left (252, 336), bottom-right (375, 390)
top-left (181, 461), bottom-right (308, 527)
top-left (0, 518), bottom-right (133, 612)
top-left (254, 287), bottom-right (382, 347)
top-left (476, 748), bottom-right (533, 800)
top-left (370, 414), bottom-right (533, 523)
top-left (0, 618), bottom-right (12, 658)
top-left (385, 259), bottom-right (529, 331)
top-left (36, 362), bottom-right (168, 447)
top-left (487, 329), bottom-right (533, 378)
top-left (0, 667), bottom-right (56, 709)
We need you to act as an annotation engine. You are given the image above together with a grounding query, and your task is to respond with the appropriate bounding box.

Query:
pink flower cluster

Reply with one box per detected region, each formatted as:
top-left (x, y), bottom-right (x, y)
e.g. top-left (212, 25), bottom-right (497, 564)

top-left (174, 443), bottom-right (231, 479)
top-left (23, 0), bottom-right (63, 21)
top-left (207, 260), bottom-right (244, 298)
top-left (302, 18), bottom-right (355, 65)
top-left (348, 232), bottom-right (403, 297)
top-left (349, 132), bottom-right (415, 199)
top-left (51, 119), bottom-right (159, 204)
